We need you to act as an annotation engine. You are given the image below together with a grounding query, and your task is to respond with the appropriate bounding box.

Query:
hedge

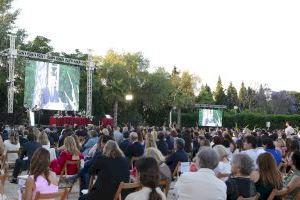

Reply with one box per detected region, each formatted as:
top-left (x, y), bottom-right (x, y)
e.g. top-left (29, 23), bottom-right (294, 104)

top-left (180, 112), bottom-right (300, 130)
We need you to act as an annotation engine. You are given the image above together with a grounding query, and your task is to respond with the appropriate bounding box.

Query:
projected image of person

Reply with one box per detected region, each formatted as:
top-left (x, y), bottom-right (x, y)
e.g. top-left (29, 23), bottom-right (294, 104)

top-left (40, 64), bottom-right (65, 110)
top-left (202, 109), bottom-right (217, 126)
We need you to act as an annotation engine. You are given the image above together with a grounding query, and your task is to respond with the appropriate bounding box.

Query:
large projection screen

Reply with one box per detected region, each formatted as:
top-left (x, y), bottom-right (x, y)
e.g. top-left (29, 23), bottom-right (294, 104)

top-left (199, 109), bottom-right (223, 127)
top-left (24, 60), bottom-right (80, 111)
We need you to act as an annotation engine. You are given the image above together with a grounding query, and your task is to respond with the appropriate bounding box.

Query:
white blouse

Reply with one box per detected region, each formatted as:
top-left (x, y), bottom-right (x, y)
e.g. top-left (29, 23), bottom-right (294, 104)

top-left (4, 140), bottom-right (20, 163)
top-left (125, 187), bottom-right (166, 200)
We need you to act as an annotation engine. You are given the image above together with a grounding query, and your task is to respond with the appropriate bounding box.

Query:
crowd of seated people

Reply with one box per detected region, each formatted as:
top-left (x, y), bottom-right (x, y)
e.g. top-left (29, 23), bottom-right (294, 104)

top-left (2, 122), bottom-right (300, 200)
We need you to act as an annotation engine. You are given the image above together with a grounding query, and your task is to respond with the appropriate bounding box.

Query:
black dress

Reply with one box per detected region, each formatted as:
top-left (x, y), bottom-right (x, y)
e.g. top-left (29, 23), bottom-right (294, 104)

top-left (79, 156), bottom-right (130, 200)
top-left (226, 177), bottom-right (257, 200)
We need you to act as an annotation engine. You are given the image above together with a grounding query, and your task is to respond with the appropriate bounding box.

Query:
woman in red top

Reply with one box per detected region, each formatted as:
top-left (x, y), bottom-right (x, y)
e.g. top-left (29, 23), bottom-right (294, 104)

top-left (50, 136), bottom-right (84, 175)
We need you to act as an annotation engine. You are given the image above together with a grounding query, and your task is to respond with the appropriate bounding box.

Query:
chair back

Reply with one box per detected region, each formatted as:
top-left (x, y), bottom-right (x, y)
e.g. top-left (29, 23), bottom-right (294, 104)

top-left (114, 182), bottom-right (141, 200)
top-left (130, 156), bottom-right (141, 169)
top-left (172, 162), bottom-right (181, 179)
top-left (35, 188), bottom-right (68, 200)
top-left (159, 179), bottom-right (169, 196)
top-left (237, 193), bottom-right (260, 200)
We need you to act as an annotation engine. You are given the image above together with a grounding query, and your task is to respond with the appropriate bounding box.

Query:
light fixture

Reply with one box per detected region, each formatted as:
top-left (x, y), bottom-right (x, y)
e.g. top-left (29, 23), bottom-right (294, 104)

top-left (125, 94), bottom-right (133, 101)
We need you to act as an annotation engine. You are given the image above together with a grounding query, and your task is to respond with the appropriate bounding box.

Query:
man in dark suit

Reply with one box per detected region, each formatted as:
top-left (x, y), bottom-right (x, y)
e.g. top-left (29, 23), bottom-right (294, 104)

top-left (156, 131), bottom-right (169, 156)
top-left (40, 86), bottom-right (60, 108)
top-left (125, 132), bottom-right (144, 159)
top-left (119, 131), bottom-right (132, 154)
top-left (10, 130), bottom-right (42, 184)
top-left (166, 138), bottom-right (189, 173)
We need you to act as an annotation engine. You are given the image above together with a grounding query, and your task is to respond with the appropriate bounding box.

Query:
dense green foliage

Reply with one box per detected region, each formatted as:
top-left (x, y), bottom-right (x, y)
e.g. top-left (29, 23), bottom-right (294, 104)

top-left (180, 112), bottom-right (300, 129)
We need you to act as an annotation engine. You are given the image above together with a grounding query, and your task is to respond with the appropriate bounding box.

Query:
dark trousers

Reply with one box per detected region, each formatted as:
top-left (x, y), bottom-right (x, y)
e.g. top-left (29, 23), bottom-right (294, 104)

top-left (13, 159), bottom-right (29, 179)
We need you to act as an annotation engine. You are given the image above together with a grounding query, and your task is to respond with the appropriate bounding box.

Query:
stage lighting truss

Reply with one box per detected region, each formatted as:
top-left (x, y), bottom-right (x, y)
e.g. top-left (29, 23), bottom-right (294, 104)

top-left (0, 35), bottom-right (95, 116)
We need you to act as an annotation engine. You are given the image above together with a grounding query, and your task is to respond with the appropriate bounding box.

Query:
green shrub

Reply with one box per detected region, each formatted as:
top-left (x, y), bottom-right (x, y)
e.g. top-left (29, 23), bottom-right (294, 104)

top-left (180, 112), bottom-right (300, 129)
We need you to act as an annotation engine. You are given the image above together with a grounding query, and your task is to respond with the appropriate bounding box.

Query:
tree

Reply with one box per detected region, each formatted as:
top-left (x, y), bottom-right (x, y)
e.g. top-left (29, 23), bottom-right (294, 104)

top-left (170, 68), bottom-right (197, 127)
top-left (214, 76), bottom-right (227, 105)
top-left (196, 84), bottom-right (214, 104)
top-left (269, 91), bottom-right (297, 114)
top-left (246, 86), bottom-right (256, 111)
top-left (289, 91), bottom-right (300, 113)
top-left (226, 82), bottom-right (238, 109)
top-left (21, 36), bottom-right (54, 53)
top-left (238, 82), bottom-right (247, 110)
top-left (254, 84), bottom-right (268, 111)
top-left (96, 50), bottom-right (149, 126)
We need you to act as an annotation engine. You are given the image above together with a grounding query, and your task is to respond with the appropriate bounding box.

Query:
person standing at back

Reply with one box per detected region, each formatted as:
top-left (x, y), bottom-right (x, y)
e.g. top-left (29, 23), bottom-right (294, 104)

top-left (175, 148), bottom-right (226, 200)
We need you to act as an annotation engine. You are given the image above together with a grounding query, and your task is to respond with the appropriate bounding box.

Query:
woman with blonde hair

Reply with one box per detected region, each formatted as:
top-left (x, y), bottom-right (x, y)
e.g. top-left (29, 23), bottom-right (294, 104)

top-left (38, 131), bottom-right (56, 161)
top-left (145, 147), bottom-right (172, 183)
top-left (145, 132), bottom-right (157, 149)
top-left (4, 130), bottom-right (20, 164)
top-left (79, 140), bottom-right (130, 200)
top-left (50, 136), bottom-right (83, 175)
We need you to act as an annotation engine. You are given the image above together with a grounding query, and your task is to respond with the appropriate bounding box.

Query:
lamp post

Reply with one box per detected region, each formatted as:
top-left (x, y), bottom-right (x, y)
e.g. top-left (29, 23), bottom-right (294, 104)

top-left (125, 94), bottom-right (133, 126)
top-left (169, 106), bottom-right (176, 128)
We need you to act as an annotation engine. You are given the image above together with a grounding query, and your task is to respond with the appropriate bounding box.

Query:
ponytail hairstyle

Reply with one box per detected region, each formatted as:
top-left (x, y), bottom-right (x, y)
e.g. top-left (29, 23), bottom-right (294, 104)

top-left (136, 157), bottom-right (162, 200)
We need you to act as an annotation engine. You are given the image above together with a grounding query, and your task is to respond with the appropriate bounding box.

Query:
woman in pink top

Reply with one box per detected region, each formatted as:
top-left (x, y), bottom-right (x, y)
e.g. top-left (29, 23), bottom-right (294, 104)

top-left (23, 148), bottom-right (58, 200)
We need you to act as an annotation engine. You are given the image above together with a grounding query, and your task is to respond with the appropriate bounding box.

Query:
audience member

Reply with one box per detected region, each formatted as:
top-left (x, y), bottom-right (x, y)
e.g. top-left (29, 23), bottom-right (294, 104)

top-left (0, 136), bottom-right (4, 156)
top-left (175, 148), bottom-right (226, 200)
top-left (226, 153), bottom-right (257, 200)
top-left (119, 131), bottom-right (132, 154)
top-left (213, 145), bottom-right (231, 181)
top-left (166, 138), bottom-right (188, 173)
top-left (82, 130), bottom-right (99, 156)
top-left (262, 137), bottom-right (282, 166)
top-left (145, 147), bottom-right (172, 183)
top-left (11, 131), bottom-right (42, 184)
top-left (274, 150), bottom-right (300, 199)
top-left (50, 136), bottom-right (84, 175)
top-left (156, 132), bottom-right (169, 156)
top-left (22, 148), bottom-right (58, 200)
top-left (125, 157), bottom-right (166, 200)
top-left (126, 132), bottom-right (144, 159)
top-left (80, 140), bottom-right (130, 200)
top-left (145, 132), bottom-right (157, 149)
top-left (242, 135), bottom-right (265, 168)
top-left (253, 152), bottom-right (283, 200)
top-left (4, 130), bottom-right (20, 163)
top-left (113, 126), bottom-right (123, 144)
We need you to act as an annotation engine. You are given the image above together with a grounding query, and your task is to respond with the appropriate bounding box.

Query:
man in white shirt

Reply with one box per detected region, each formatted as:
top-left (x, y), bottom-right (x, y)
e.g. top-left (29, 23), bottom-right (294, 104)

top-left (242, 135), bottom-right (265, 169)
top-left (285, 121), bottom-right (295, 136)
top-left (175, 148), bottom-right (226, 200)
